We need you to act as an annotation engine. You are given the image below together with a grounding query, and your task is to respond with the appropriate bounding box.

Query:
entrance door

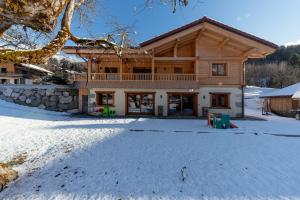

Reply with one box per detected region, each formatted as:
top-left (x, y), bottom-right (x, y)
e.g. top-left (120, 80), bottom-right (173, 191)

top-left (168, 93), bottom-right (197, 116)
top-left (126, 93), bottom-right (154, 115)
top-left (82, 95), bottom-right (89, 113)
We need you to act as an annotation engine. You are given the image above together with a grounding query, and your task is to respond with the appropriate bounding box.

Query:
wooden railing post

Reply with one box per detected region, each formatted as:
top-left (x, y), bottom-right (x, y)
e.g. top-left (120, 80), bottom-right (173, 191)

top-left (87, 58), bottom-right (92, 82)
top-left (152, 49), bottom-right (155, 81)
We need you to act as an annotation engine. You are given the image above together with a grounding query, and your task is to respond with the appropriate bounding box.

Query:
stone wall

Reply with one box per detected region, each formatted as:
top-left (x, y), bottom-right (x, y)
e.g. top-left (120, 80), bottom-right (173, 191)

top-left (0, 85), bottom-right (79, 113)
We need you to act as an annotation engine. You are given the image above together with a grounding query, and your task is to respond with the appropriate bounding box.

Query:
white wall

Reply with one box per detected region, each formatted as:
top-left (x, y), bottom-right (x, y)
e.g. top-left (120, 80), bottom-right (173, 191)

top-left (88, 86), bottom-right (243, 117)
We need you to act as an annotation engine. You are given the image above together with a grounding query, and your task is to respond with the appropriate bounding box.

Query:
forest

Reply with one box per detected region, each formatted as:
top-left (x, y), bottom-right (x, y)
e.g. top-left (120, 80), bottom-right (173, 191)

top-left (246, 45), bottom-right (300, 88)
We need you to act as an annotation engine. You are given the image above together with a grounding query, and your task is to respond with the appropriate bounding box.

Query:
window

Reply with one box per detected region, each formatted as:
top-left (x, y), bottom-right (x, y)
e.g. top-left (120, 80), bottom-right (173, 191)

top-left (1, 68), bottom-right (7, 73)
top-left (133, 67), bottom-right (152, 74)
top-left (105, 67), bottom-right (118, 73)
top-left (212, 63), bottom-right (227, 76)
top-left (1, 79), bottom-right (7, 84)
top-left (127, 93), bottom-right (154, 115)
top-left (174, 67), bottom-right (183, 74)
top-left (96, 92), bottom-right (114, 106)
top-left (210, 93), bottom-right (230, 108)
top-left (168, 93), bottom-right (196, 116)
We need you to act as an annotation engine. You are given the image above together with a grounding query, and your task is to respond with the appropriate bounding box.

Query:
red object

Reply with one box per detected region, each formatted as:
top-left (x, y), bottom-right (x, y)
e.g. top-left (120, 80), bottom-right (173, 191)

top-left (230, 123), bottom-right (238, 128)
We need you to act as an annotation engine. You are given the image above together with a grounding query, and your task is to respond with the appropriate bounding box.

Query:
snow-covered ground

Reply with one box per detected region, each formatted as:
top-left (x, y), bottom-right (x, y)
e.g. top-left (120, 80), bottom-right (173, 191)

top-left (0, 87), bottom-right (300, 200)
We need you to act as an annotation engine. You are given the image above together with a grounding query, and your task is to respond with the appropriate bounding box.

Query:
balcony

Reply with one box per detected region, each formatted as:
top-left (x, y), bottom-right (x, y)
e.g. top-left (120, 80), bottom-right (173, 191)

top-left (71, 73), bottom-right (201, 89)
top-left (72, 73), bottom-right (198, 81)
top-left (0, 73), bottom-right (23, 78)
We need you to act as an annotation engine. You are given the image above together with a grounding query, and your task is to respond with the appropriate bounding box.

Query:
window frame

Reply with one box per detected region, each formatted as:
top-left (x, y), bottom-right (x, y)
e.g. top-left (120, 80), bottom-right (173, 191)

top-left (1, 68), bottom-right (7, 73)
top-left (96, 91), bottom-right (115, 107)
top-left (210, 92), bottom-right (230, 109)
top-left (211, 63), bottom-right (227, 77)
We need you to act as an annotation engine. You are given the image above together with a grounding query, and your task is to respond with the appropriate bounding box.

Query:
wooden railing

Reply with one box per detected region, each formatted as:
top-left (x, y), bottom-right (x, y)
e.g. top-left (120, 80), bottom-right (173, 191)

top-left (0, 73), bottom-right (23, 77)
top-left (72, 73), bottom-right (87, 81)
top-left (85, 73), bottom-right (198, 81)
top-left (154, 74), bottom-right (197, 81)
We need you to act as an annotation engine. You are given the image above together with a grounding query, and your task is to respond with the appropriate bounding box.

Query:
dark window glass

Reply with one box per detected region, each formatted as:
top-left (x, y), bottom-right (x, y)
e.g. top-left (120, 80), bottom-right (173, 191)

top-left (211, 93), bottom-right (229, 108)
top-left (127, 93), bottom-right (154, 114)
top-left (96, 92), bottom-right (114, 106)
top-left (1, 68), bottom-right (7, 73)
top-left (105, 67), bottom-right (118, 73)
top-left (212, 63), bottom-right (226, 76)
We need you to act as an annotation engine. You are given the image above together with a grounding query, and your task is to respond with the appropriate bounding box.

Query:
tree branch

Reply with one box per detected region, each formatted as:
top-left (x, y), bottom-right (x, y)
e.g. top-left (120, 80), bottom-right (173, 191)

top-left (0, 0), bottom-right (76, 64)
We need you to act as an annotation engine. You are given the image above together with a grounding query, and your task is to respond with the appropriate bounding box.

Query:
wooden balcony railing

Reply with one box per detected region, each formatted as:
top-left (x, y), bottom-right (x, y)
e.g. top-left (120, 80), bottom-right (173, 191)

top-left (82, 73), bottom-right (198, 81)
top-left (0, 73), bottom-right (23, 77)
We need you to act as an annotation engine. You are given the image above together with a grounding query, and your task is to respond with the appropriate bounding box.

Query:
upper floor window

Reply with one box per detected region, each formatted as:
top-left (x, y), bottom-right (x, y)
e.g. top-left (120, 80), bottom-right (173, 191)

top-left (96, 92), bottom-right (115, 106)
top-left (1, 68), bottom-right (7, 73)
top-left (212, 63), bottom-right (227, 76)
top-left (105, 67), bottom-right (118, 73)
top-left (174, 67), bottom-right (183, 74)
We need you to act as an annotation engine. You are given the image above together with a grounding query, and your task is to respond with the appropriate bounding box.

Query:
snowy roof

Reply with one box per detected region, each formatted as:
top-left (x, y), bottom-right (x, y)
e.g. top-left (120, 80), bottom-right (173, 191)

top-left (261, 82), bottom-right (300, 98)
top-left (292, 91), bottom-right (300, 100)
top-left (20, 63), bottom-right (53, 75)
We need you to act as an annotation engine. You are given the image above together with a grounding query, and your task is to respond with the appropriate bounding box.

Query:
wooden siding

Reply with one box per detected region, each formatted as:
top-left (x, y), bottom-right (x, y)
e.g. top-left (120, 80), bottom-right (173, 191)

top-left (0, 62), bottom-right (16, 73)
top-left (267, 96), bottom-right (300, 117)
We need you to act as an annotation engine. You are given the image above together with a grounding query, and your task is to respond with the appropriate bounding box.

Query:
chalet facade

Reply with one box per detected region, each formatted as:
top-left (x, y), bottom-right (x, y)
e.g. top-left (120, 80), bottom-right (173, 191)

top-left (0, 62), bottom-right (53, 85)
top-left (63, 17), bottom-right (277, 117)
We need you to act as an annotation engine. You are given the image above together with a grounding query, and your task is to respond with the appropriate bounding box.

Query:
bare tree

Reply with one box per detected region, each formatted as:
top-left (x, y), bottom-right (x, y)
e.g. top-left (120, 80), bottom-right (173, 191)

top-left (0, 0), bottom-right (189, 64)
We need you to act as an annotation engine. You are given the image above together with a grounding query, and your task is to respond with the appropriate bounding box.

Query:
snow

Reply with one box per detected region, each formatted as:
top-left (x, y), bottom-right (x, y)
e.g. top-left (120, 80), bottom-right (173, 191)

top-left (1, 88), bottom-right (300, 200)
top-left (292, 91), bottom-right (300, 100)
top-left (260, 82), bottom-right (300, 97)
top-left (20, 63), bottom-right (53, 75)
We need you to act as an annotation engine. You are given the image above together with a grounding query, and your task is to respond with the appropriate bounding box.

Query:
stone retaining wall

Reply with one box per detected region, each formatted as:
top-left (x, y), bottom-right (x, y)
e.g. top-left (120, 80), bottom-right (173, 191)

top-left (0, 85), bottom-right (79, 113)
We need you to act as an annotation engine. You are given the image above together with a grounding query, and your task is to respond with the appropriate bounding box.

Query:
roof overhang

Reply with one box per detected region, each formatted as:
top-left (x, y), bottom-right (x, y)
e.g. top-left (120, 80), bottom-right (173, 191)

top-left (139, 17), bottom-right (278, 59)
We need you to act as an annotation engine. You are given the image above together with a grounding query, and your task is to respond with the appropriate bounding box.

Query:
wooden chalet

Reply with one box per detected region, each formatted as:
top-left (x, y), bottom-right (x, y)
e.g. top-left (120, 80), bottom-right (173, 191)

top-left (261, 82), bottom-right (300, 118)
top-left (63, 17), bottom-right (277, 117)
top-left (0, 62), bottom-right (53, 85)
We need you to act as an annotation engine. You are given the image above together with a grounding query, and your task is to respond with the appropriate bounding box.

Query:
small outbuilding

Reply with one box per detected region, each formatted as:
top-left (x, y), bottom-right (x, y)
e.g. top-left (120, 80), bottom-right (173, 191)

top-left (261, 83), bottom-right (300, 118)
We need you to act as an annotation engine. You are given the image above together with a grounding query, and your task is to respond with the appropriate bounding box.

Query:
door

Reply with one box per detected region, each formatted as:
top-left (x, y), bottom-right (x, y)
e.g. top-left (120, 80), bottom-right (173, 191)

top-left (126, 93), bottom-right (155, 115)
top-left (168, 93), bottom-right (197, 116)
top-left (82, 95), bottom-right (89, 113)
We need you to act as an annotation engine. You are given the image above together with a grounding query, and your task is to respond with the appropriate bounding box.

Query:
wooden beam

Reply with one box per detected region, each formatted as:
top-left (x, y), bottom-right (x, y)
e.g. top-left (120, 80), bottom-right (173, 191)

top-left (218, 38), bottom-right (230, 48)
top-left (120, 58), bottom-right (123, 81)
top-left (87, 58), bottom-right (92, 82)
top-left (240, 47), bottom-right (257, 57)
top-left (154, 57), bottom-right (196, 61)
top-left (174, 40), bottom-right (178, 57)
top-left (141, 24), bottom-right (204, 50)
top-left (199, 56), bottom-right (242, 61)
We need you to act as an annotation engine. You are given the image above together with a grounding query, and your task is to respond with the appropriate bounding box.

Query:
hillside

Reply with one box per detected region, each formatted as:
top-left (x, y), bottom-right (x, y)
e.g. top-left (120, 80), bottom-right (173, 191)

top-left (246, 45), bottom-right (300, 88)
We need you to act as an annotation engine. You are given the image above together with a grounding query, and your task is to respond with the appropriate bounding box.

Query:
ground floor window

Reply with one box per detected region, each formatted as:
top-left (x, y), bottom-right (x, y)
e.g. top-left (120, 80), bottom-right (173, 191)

top-left (96, 92), bottom-right (115, 106)
top-left (210, 93), bottom-right (230, 108)
top-left (126, 92), bottom-right (154, 115)
top-left (168, 93), bottom-right (197, 116)
top-left (1, 79), bottom-right (7, 84)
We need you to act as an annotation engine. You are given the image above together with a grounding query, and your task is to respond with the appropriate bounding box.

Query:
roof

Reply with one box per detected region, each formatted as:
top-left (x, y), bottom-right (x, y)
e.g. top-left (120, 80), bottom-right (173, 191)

top-left (292, 91), bottom-right (300, 100)
top-left (140, 16), bottom-right (278, 49)
top-left (261, 82), bottom-right (300, 98)
top-left (19, 63), bottom-right (53, 75)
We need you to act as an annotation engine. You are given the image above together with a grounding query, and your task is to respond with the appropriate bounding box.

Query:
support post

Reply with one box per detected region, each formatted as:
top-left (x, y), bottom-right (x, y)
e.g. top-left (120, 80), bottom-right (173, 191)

top-left (195, 37), bottom-right (200, 82)
top-left (120, 58), bottom-right (123, 81)
top-left (87, 58), bottom-right (92, 82)
top-left (152, 49), bottom-right (155, 81)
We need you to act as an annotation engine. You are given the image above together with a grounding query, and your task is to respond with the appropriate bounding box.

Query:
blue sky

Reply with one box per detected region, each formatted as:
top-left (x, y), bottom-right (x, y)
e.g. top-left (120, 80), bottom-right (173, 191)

top-left (71, 0), bottom-right (300, 46)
